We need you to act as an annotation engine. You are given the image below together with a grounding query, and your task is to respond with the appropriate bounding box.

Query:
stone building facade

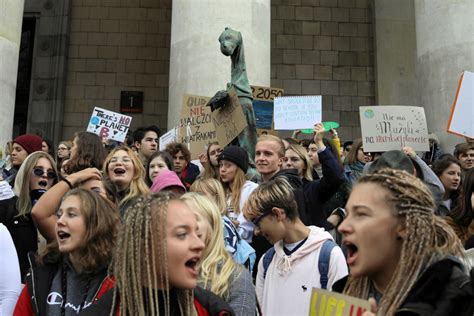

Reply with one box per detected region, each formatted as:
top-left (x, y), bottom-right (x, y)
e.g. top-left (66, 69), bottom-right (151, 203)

top-left (4, 0), bottom-right (472, 150)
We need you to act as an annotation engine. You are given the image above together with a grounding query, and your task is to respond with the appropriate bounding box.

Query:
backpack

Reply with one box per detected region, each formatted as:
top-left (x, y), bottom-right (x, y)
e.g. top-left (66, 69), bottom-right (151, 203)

top-left (223, 216), bottom-right (256, 273)
top-left (262, 239), bottom-right (336, 289)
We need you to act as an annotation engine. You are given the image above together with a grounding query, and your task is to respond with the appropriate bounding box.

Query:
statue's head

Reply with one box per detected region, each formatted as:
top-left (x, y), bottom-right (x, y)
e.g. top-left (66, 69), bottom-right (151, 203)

top-left (218, 27), bottom-right (242, 56)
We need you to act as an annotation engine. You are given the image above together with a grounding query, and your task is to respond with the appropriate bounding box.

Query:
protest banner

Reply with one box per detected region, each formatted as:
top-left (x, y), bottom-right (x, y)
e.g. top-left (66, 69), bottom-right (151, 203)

top-left (308, 288), bottom-right (371, 316)
top-left (447, 70), bottom-right (474, 138)
top-left (274, 95), bottom-right (322, 130)
top-left (159, 128), bottom-right (178, 151)
top-left (359, 106), bottom-right (429, 152)
top-left (251, 85), bottom-right (284, 130)
top-left (211, 87), bottom-right (247, 148)
top-left (86, 107), bottom-right (132, 142)
top-left (179, 94), bottom-right (216, 160)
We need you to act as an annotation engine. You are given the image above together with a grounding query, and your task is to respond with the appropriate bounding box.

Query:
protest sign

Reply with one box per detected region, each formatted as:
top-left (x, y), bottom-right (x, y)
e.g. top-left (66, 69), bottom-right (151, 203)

top-left (274, 95), bottom-right (322, 130)
top-left (308, 288), bottom-right (371, 316)
top-left (359, 106), bottom-right (429, 152)
top-left (447, 71), bottom-right (474, 138)
top-left (86, 107), bottom-right (132, 142)
top-left (159, 128), bottom-right (178, 151)
top-left (211, 87), bottom-right (247, 148)
top-left (179, 94), bottom-right (216, 160)
top-left (251, 85), bottom-right (284, 130)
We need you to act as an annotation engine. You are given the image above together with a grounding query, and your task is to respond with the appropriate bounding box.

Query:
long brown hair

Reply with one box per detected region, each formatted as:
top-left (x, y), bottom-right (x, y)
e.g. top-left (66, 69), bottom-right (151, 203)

top-left (343, 169), bottom-right (463, 315)
top-left (64, 132), bottom-right (106, 174)
top-left (38, 188), bottom-right (120, 273)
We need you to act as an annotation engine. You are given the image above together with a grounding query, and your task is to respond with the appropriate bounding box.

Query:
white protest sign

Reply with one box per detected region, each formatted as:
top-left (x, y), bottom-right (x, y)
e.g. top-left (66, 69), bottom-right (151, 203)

top-left (360, 106), bottom-right (429, 152)
top-left (159, 128), bottom-right (178, 151)
top-left (86, 107), bottom-right (132, 142)
top-left (447, 71), bottom-right (474, 138)
top-left (273, 95), bottom-right (321, 130)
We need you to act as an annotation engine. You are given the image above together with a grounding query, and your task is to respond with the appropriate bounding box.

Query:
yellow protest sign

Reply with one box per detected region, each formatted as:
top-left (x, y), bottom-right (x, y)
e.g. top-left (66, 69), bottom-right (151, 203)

top-left (308, 288), bottom-right (371, 316)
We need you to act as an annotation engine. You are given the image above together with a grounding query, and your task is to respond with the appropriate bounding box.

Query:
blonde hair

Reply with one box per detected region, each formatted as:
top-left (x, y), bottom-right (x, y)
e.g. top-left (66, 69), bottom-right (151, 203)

top-left (286, 144), bottom-right (313, 181)
top-left (343, 169), bottom-right (464, 315)
top-left (180, 193), bottom-right (241, 300)
top-left (257, 134), bottom-right (285, 157)
top-left (222, 167), bottom-right (247, 215)
top-left (190, 178), bottom-right (227, 215)
top-left (243, 177), bottom-right (299, 221)
top-left (111, 192), bottom-right (196, 316)
top-left (14, 151), bottom-right (58, 217)
top-left (103, 146), bottom-right (149, 209)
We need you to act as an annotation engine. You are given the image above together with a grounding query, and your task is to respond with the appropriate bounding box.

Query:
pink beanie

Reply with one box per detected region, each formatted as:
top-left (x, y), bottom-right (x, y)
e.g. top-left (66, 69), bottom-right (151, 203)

top-left (150, 169), bottom-right (186, 193)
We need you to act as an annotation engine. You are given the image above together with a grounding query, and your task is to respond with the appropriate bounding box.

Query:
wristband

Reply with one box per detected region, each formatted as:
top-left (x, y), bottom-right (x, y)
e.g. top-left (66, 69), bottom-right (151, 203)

top-left (63, 178), bottom-right (74, 189)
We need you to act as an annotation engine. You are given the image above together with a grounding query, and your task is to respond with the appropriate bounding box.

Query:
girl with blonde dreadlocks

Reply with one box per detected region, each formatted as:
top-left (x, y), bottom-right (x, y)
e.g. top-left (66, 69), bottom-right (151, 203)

top-left (181, 193), bottom-right (256, 316)
top-left (110, 192), bottom-right (234, 316)
top-left (335, 169), bottom-right (474, 315)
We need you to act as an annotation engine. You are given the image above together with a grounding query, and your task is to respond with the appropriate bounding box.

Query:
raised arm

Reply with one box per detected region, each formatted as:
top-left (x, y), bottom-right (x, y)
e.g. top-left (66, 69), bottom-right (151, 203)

top-left (31, 168), bottom-right (102, 240)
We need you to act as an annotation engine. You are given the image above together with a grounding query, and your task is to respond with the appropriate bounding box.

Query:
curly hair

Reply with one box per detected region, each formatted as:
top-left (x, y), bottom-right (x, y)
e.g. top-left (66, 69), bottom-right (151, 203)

top-left (343, 169), bottom-right (463, 315)
top-left (111, 192), bottom-right (196, 316)
top-left (38, 188), bottom-right (120, 273)
top-left (166, 142), bottom-right (191, 162)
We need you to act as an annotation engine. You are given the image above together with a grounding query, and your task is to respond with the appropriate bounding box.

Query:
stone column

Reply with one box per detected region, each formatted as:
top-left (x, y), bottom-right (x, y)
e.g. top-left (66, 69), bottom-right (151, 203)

top-left (168, 0), bottom-right (271, 128)
top-left (0, 0), bottom-right (25, 153)
top-left (414, 0), bottom-right (474, 152)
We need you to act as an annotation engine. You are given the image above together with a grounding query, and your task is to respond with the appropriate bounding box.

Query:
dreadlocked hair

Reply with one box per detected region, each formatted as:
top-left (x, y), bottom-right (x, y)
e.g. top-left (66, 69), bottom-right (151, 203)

top-left (343, 168), bottom-right (464, 315)
top-left (111, 192), bottom-right (196, 316)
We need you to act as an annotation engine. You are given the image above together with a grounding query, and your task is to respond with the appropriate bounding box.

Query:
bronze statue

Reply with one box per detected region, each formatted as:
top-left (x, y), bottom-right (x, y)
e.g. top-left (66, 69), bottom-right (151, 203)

top-left (208, 27), bottom-right (258, 163)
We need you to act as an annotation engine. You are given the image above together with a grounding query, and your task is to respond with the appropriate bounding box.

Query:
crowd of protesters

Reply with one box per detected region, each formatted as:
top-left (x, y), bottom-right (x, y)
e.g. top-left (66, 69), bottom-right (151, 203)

top-left (0, 124), bottom-right (473, 315)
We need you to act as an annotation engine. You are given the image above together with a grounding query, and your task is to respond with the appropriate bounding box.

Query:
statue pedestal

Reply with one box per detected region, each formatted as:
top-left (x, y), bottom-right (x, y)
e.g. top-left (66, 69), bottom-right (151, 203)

top-left (168, 0), bottom-right (271, 131)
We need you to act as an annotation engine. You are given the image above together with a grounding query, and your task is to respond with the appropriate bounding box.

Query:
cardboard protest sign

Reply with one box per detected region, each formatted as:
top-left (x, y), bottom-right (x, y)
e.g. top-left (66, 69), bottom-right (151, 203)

top-left (179, 94), bottom-right (217, 160)
top-left (159, 128), bottom-right (178, 151)
top-left (309, 288), bottom-right (371, 316)
top-left (86, 107), bottom-right (132, 142)
top-left (251, 85), bottom-right (284, 129)
top-left (211, 87), bottom-right (247, 148)
top-left (447, 71), bottom-right (474, 138)
top-left (274, 95), bottom-right (322, 130)
top-left (359, 106), bottom-right (429, 152)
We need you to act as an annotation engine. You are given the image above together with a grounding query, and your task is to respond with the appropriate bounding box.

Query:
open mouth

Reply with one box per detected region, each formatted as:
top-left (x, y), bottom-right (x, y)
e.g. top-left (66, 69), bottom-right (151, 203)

top-left (57, 231), bottom-right (71, 241)
top-left (113, 168), bottom-right (126, 175)
top-left (185, 257), bottom-right (200, 275)
top-left (344, 241), bottom-right (358, 266)
top-left (38, 180), bottom-right (48, 187)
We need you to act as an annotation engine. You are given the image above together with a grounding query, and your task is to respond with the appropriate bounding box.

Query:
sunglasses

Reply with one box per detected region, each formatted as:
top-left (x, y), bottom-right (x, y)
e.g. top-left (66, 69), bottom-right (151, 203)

top-left (33, 168), bottom-right (57, 179)
top-left (251, 208), bottom-right (274, 227)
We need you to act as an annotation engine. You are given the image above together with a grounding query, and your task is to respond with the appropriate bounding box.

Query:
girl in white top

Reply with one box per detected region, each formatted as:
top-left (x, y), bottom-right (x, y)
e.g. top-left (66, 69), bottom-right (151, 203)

top-left (0, 223), bottom-right (21, 315)
top-left (218, 146), bottom-right (258, 243)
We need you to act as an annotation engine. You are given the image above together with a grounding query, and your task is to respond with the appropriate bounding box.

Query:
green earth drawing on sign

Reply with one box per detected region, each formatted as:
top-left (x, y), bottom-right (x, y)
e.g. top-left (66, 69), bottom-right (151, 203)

top-left (364, 109), bottom-right (374, 119)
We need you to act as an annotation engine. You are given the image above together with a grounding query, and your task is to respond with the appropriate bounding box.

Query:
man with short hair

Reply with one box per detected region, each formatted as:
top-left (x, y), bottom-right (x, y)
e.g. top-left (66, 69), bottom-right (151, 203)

top-left (244, 177), bottom-right (347, 315)
top-left (255, 134), bottom-right (286, 183)
top-left (133, 125), bottom-right (160, 167)
top-left (454, 142), bottom-right (474, 173)
top-left (165, 142), bottom-right (200, 190)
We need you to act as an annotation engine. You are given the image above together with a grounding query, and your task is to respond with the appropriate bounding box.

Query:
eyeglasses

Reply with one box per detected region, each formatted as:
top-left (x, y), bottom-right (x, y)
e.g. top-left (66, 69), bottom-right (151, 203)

top-left (57, 147), bottom-right (68, 151)
top-left (251, 208), bottom-right (274, 227)
top-left (33, 168), bottom-right (57, 179)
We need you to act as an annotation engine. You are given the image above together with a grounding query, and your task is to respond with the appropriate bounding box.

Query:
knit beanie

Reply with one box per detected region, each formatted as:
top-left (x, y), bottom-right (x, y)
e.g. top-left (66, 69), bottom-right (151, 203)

top-left (13, 134), bottom-right (43, 154)
top-left (150, 169), bottom-right (186, 193)
top-left (217, 146), bottom-right (249, 173)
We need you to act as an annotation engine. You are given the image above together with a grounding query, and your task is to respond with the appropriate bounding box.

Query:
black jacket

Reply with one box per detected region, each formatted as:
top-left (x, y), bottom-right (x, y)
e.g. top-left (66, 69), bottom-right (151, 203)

top-left (333, 258), bottom-right (474, 316)
top-left (0, 196), bottom-right (37, 281)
